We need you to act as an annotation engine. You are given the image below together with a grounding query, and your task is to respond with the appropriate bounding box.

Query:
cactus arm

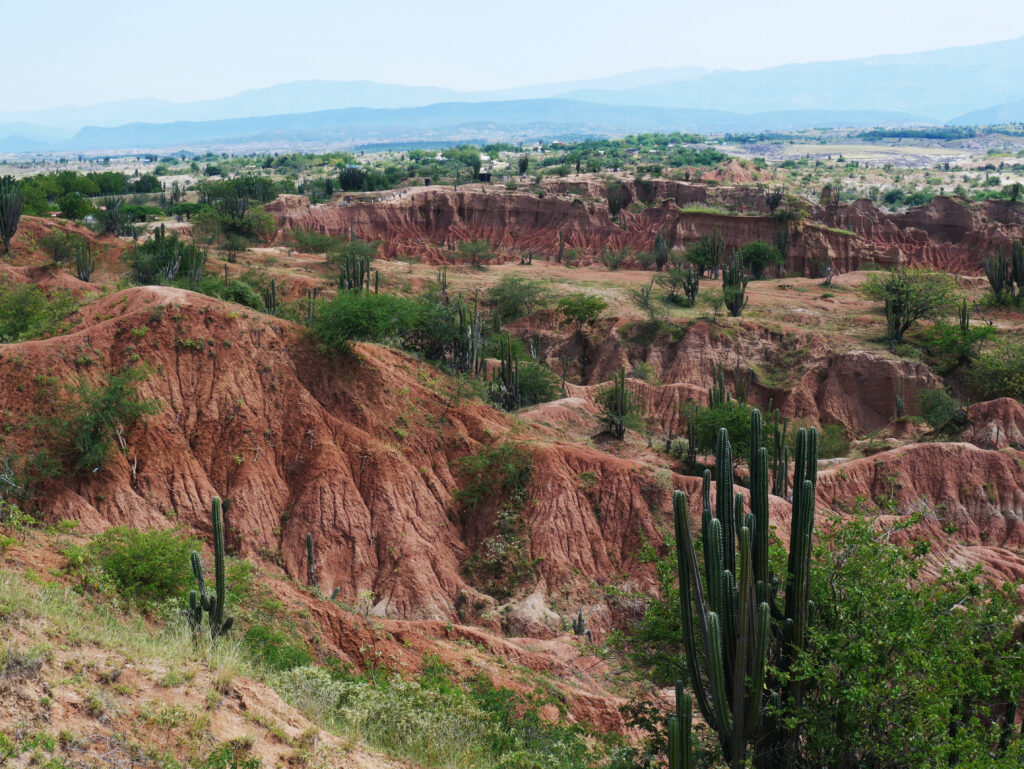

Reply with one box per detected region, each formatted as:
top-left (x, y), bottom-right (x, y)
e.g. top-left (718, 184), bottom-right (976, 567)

top-left (745, 602), bottom-right (770, 737)
top-left (707, 612), bottom-right (733, 745)
top-left (674, 491), bottom-right (717, 730)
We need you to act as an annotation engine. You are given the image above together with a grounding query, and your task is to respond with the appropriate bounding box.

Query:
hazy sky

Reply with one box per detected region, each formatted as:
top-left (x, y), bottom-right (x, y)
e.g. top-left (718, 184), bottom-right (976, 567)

top-left (7, 0), bottom-right (1024, 110)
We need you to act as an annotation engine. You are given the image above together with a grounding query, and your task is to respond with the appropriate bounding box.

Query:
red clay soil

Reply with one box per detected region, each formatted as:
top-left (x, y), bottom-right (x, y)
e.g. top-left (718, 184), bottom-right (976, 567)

top-left (267, 178), bottom-right (1022, 276)
top-left (520, 316), bottom-right (942, 436)
top-left (963, 397), bottom-right (1024, 449)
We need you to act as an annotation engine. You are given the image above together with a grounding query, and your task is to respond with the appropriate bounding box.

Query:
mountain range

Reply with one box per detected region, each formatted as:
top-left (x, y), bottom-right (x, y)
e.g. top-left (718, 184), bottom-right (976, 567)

top-left (3, 36), bottom-right (1023, 153)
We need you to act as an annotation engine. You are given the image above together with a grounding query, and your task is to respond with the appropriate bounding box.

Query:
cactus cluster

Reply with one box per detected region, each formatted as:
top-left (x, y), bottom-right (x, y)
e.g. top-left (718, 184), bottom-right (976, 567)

top-left (489, 334), bottom-right (521, 411)
top-left (983, 242), bottom-right (1024, 303)
top-left (183, 497), bottom-right (235, 642)
top-left (571, 607), bottom-right (594, 643)
top-left (669, 410), bottom-right (818, 768)
top-left (338, 252), bottom-right (376, 292)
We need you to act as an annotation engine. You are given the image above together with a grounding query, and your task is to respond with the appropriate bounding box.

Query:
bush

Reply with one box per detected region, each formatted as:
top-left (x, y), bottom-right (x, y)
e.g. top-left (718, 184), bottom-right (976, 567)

top-left (0, 280), bottom-right (78, 342)
top-left (969, 337), bottom-right (1024, 400)
top-left (919, 388), bottom-right (966, 431)
top-left (737, 240), bottom-right (783, 279)
top-left (515, 360), bottom-right (561, 407)
top-left (277, 662), bottom-right (600, 769)
top-left (312, 292), bottom-right (423, 351)
top-left (85, 527), bottom-right (201, 605)
top-left (690, 401), bottom-right (754, 457)
top-left (862, 267), bottom-right (960, 345)
top-left (486, 275), bottom-right (551, 322)
top-left (455, 239), bottom-right (496, 268)
top-left (34, 367), bottom-right (159, 476)
top-left (817, 423), bottom-right (851, 459)
top-left (243, 625), bottom-right (313, 671)
top-left (557, 293), bottom-right (608, 329)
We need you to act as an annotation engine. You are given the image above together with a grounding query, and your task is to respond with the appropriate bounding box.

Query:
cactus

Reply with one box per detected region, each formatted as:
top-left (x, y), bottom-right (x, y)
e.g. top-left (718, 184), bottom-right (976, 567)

top-left (572, 607), bottom-right (593, 643)
top-left (263, 279), bottom-right (278, 315)
top-left (722, 254), bottom-right (749, 317)
top-left (183, 497), bottom-right (235, 642)
top-left (668, 684), bottom-right (694, 769)
top-left (0, 176), bottom-right (22, 254)
top-left (74, 240), bottom-right (95, 283)
top-left (489, 334), bottom-right (521, 411)
top-left (306, 532), bottom-right (318, 589)
top-left (682, 265), bottom-right (700, 307)
top-left (674, 410), bottom-right (818, 768)
top-left (709, 364), bottom-right (729, 408)
top-left (770, 409), bottom-right (790, 499)
top-left (895, 376), bottom-right (906, 420)
top-left (655, 228), bottom-right (670, 271)
top-left (733, 363), bottom-right (751, 405)
top-left (330, 587), bottom-right (340, 601)
top-left (338, 252), bottom-right (371, 292)
top-left (604, 367), bottom-right (630, 440)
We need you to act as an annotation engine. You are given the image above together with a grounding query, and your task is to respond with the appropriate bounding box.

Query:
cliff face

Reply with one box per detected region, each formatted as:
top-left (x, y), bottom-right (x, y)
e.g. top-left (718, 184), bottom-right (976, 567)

top-left (268, 180), bottom-right (1023, 277)
top-left (267, 189), bottom-right (877, 275)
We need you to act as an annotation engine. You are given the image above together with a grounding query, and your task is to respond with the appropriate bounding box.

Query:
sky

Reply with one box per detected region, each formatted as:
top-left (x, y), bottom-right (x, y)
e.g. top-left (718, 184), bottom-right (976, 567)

top-left (6, 0), bottom-right (1024, 111)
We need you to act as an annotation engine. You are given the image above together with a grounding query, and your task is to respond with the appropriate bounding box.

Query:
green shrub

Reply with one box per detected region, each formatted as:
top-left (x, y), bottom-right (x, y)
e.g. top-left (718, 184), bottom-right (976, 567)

top-left (557, 293), bottom-right (608, 329)
top-left (276, 658), bottom-right (602, 769)
top-left (515, 361), bottom-right (561, 407)
top-left (288, 228), bottom-right (343, 254)
top-left (0, 280), bottom-right (78, 342)
top-left (34, 366), bottom-right (159, 476)
top-left (85, 527), bottom-right (201, 605)
top-left (312, 291), bottom-right (422, 351)
top-left (817, 423), bottom-right (851, 459)
top-left (243, 624), bottom-right (312, 671)
top-left (737, 240), bottom-right (783, 279)
top-left (919, 388), bottom-right (966, 430)
top-left (486, 276), bottom-right (551, 321)
top-left (690, 401), bottom-right (754, 457)
top-left (969, 337), bottom-right (1024, 401)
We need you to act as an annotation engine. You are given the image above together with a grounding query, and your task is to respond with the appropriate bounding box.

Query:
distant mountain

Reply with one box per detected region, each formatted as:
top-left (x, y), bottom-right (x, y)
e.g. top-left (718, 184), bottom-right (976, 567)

top-left (559, 36), bottom-right (1024, 121)
top-left (0, 67), bottom-right (710, 134)
top-left (951, 97), bottom-right (1024, 125)
top-left (29, 100), bottom-right (925, 153)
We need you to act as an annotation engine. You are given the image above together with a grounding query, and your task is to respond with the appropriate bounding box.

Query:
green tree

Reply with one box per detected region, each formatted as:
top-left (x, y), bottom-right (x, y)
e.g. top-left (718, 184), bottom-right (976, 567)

top-left (863, 267), bottom-right (961, 346)
top-left (557, 293), bottom-right (608, 330)
top-left (737, 240), bottom-right (783, 280)
top-left (455, 239), bottom-right (496, 268)
top-left (57, 192), bottom-right (94, 221)
top-left (487, 275), bottom-right (551, 322)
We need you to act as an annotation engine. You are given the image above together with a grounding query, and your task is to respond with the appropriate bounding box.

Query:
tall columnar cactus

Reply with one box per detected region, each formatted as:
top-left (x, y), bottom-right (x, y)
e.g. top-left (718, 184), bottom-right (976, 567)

top-left (184, 497), bottom-right (235, 642)
top-left (682, 265), bottom-right (700, 307)
top-left (769, 409), bottom-right (789, 499)
top-left (0, 176), bottom-right (23, 254)
top-left (709, 364), bottom-right (729, 408)
top-left (306, 532), bottom-right (318, 589)
top-left (655, 228), bottom-right (670, 271)
top-left (722, 254), bottom-right (749, 318)
top-left (604, 367), bottom-right (630, 440)
top-left (339, 253), bottom-right (371, 292)
top-left (490, 334), bottom-right (521, 411)
top-left (263, 278), bottom-right (278, 315)
top-left (673, 410), bottom-right (818, 768)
